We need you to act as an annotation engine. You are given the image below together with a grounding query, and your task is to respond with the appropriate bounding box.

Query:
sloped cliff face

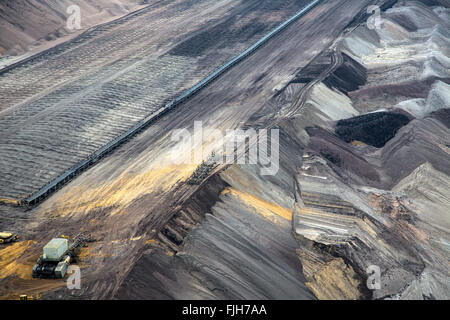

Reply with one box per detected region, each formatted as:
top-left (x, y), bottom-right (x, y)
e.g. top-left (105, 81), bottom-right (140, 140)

top-left (0, 0), bottom-right (145, 56)
top-left (115, 133), bottom-right (317, 299)
top-left (292, 1), bottom-right (450, 299)
top-left (116, 1), bottom-right (450, 300)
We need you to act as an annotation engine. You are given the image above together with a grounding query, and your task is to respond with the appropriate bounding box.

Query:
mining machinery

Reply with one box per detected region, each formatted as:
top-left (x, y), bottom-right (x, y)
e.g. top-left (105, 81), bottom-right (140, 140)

top-left (32, 233), bottom-right (93, 279)
top-left (0, 231), bottom-right (19, 244)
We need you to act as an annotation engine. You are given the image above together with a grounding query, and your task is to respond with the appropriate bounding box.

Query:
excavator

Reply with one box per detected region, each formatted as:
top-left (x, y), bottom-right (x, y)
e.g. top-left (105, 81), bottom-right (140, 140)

top-left (32, 233), bottom-right (93, 279)
top-left (0, 231), bottom-right (19, 244)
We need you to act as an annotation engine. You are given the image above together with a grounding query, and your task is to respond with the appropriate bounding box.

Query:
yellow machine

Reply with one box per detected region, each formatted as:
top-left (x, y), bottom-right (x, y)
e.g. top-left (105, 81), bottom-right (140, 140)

top-left (19, 295), bottom-right (38, 300)
top-left (0, 231), bottom-right (19, 244)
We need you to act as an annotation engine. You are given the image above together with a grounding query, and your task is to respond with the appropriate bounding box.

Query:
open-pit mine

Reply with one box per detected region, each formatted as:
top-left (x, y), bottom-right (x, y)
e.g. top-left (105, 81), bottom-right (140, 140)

top-left (0, 0), bottom-right (449, 301)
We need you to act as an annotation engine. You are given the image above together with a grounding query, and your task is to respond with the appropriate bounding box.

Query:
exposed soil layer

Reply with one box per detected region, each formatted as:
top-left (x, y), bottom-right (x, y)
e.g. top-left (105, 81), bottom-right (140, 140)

top-left (1, 0), bottom-right (449, 301)
top-left (3, 0), bottom-right (378, 299)
top-left (291, 0), bottom-right (450, 300)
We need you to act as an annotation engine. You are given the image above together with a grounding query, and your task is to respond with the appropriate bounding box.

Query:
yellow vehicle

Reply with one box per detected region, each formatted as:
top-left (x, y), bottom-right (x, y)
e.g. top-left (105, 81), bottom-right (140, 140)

top-left (0, 231), bottom-right (19, 244)
top-left (19, 294), bottom-right (38, 300)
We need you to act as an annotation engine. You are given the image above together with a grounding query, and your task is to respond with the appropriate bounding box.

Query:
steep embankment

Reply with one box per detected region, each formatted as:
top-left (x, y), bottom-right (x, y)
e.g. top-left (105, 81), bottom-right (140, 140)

top-left (115, 0), bottom-right (449, 300)
top-left (1, 0), bottom-right (447, 300)
top-left (2, 0), bottom-right (365, 300)
top-left (291, 1), bottom-right (450, 299)
top-left (117, 0), bottom-right (450, 300)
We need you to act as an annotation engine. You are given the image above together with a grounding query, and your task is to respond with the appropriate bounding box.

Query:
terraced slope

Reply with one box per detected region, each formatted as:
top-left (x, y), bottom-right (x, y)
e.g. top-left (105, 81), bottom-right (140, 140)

top-left (289, 1), bottom-right (450, 299)
top-left (0, 0), bottom-right (313, 199)
top-left (1, 0), bottom-right (382, 299)
top-left (118, 0), bottom-right (450, 300)
top-left (0, 0), bottom-right (448, 301)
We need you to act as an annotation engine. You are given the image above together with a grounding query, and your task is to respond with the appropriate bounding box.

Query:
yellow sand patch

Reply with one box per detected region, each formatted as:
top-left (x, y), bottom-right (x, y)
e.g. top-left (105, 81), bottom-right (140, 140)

top-left (222, 188), bottom-right (292, 221)
top-left (77, 247), bottom-right (93, 260)
top-left (117, 209), bottom-right (129, 216)
top-left (350, 140), bottom-right (366, 146)
top-left (0, 197), bottom-right (20, 206)
top-left (0, 277), bottom-right (66, 300)
top-left (0, 241), bottom-right (36, 280)
top-left (305, 257), bottom-right (361, 300)
top-left (438, 143), bottom-right (450, 155)
top-left (78, 244), bottom-right (119, 261)
top-left (49, 163), bottom-right (197, 217)
top-left (0, 241), bottom-right (69, 300)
